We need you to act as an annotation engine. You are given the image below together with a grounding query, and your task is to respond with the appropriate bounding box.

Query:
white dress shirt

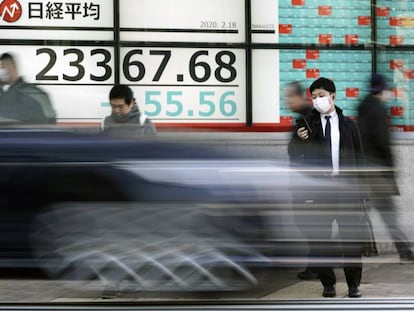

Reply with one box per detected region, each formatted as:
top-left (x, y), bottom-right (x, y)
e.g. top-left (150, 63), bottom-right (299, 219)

top-left (321, 110), bottom-right (340, 175)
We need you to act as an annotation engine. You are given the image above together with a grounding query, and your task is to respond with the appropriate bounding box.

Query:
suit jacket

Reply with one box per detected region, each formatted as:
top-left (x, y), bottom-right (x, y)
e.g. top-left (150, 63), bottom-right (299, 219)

top-left (289, 106), bottom-right (367, 207)
top-left (291, 106), bottom-right (364, 171)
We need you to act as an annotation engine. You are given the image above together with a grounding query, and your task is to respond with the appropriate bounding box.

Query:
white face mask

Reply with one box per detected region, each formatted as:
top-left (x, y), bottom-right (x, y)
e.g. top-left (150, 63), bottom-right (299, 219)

top-left (312, 96), bottom-right (332, 114)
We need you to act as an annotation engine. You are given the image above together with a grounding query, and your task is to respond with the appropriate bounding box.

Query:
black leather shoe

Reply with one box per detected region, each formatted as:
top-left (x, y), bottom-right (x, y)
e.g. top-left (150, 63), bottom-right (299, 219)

top-left (297, 269), bottom-right (318, 280)
top-left (322, 285), bottom-right (336, 297)
top-left (348, 286), bottom-right (361, 298)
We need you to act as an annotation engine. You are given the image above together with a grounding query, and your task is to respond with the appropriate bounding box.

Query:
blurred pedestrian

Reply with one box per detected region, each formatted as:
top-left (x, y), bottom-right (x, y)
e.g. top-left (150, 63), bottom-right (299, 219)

top-left (357, 74), bottom-right (414, 262)
top-left (285, 81), bottom-right (318, 281)
top-left (291, 77), bottom-right (365, 298)
top-left (0, 52), bottom-right (55, 124)
top-left (103, 85), bottom-right (157, 138)
top-left (286, 81), bottom-right (313, 165)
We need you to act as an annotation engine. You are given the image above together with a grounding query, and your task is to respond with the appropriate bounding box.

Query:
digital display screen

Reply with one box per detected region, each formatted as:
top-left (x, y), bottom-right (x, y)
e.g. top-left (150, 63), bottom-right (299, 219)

top-left (252, 0), bottom-right (371, 44)
top-left (0, 45), bottom-right (245, 125)
top-left (377, 0), bottom-right (414, 46)
top-left (1, 0), bottom-right (413, 131)
top-left (377, 51), bottom-right (414, 130)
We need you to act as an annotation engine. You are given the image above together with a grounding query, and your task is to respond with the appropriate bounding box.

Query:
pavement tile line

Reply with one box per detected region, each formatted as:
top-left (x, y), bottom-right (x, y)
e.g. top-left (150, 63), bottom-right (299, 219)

top-left (0, 255), bottom-right (412, 302)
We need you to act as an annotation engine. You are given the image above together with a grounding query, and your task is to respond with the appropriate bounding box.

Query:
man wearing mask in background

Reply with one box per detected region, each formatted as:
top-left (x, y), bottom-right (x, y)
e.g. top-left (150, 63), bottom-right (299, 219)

top-left (0, 52), bottom-right (55, 125)
top-left (285, 81), bottom-right (318, 281)
top-left (357, 74), bottom-right (414, 262)
top-left (291, 77), bottom-right (364, 298)
top-left (103, 84), bottom-right (157, 138)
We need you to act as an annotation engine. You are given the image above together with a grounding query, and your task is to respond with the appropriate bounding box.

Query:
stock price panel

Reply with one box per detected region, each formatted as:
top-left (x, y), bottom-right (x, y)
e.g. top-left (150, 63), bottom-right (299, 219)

top-left (120, 48), bottom-right (246, 124)
top-left (1, 46), bottom-right (245, 125)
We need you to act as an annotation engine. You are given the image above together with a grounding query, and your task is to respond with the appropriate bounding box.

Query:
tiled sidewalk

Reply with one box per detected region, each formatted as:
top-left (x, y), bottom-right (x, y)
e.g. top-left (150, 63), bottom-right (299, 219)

top-left (0, 254), bottom-right (411, 302)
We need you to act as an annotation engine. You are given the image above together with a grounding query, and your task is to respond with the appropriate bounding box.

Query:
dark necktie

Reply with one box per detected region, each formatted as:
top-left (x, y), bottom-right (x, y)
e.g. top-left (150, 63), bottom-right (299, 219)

top-left (324, 115), bottom-right (332, 167)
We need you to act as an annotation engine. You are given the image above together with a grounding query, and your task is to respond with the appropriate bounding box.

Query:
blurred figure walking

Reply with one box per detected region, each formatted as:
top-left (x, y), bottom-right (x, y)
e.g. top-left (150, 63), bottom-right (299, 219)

top-left (285, 81), bottom-right (318, 281)
top-left (357, 74), bottom-right (414, 262)
top-left (286, 81), bottom-right (313, 165)
top-left (0, 52), bottom-right (55, 125)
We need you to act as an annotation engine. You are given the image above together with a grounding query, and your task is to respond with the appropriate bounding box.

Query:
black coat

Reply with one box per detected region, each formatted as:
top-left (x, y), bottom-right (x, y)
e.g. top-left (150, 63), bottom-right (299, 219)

top-left (288, 106), bottom-right (368, 209)
top-left (290, 106), bottom-right (364, 171)
top-left (357, 94), bottom-right (399, 195)
top-left (288, 105), bottom-right (313, 163)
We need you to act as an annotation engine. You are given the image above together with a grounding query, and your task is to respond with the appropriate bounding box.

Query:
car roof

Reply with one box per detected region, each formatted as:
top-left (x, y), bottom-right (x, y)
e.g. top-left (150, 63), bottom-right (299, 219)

top-left (0, 129), bottom-right (233, 163)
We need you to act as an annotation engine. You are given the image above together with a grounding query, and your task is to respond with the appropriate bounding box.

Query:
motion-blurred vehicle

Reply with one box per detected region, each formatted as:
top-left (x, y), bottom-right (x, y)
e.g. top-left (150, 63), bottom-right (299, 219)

top-left (0, 129), bottom-right (371, 292)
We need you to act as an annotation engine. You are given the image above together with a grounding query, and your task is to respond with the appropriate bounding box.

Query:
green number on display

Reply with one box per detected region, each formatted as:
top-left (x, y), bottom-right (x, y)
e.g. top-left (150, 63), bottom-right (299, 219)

top-left (166, 91), bottom-right (183, 117)
top-left (219, 91), bottom-right (237, 117)
top-left (144, 91), bottom-right (237, 118)
top-left (199, 91), bottom-right (216, 117)
top-left (145, 91), bottom-right (162, 117)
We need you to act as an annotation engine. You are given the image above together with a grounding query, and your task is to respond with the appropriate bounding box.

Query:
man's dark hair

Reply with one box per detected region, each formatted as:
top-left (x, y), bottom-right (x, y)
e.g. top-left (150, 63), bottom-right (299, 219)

top-left (0, 52), bottom-right (16, 65)
top-left (286, 81), bottom-right (305, 96)
top-left (309, 77), bottom-right (336, 94)
top-left (109, 85), bottom-right (133, 105)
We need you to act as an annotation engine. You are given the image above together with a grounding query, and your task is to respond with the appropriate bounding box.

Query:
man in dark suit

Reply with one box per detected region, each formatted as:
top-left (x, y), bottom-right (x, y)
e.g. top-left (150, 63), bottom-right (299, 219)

top-left (358, 74), bottom-right (414, 262)
top-left (291, 77), bottom-right (365, 298)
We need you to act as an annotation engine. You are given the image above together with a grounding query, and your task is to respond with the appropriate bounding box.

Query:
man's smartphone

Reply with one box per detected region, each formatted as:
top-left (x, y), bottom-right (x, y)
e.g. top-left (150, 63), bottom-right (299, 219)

top-left (302, 115), bottom-right (312, 134)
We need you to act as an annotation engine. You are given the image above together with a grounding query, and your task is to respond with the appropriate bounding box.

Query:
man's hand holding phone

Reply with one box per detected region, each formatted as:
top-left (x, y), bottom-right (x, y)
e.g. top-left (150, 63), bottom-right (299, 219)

top-left (297, 127), bottom-right (309, 140)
